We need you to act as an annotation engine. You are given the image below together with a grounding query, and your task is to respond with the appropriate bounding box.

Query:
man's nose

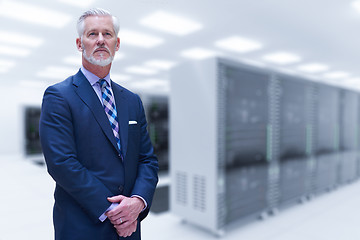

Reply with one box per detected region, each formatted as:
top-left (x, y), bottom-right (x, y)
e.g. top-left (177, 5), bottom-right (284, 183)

top-left (97, 33), bottom-right (105, 45)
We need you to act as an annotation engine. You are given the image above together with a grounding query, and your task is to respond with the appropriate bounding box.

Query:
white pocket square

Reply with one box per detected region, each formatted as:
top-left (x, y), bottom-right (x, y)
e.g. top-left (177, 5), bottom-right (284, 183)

top-left (129, 120), bottom-right (137, 125)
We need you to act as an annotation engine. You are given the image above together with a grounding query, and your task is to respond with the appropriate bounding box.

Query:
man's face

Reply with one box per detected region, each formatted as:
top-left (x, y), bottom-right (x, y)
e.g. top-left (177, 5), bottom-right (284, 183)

top-left (76, 15), bottom-right (120, 67)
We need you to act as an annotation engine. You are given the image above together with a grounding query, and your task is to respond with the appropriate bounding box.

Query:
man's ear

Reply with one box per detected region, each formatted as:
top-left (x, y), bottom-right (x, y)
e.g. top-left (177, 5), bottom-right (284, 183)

top-left (115, 37), bottom-right (120, 51)
top-left (76, 38), bottom-right (83, 52)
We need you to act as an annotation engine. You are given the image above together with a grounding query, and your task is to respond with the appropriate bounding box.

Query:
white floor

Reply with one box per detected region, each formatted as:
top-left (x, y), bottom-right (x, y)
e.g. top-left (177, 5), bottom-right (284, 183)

top-left (1, 155), bottom-right (360, 240)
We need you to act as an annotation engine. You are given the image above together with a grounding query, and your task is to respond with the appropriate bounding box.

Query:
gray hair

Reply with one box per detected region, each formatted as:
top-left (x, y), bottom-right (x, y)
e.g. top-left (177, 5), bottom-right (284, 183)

top-left (77, 8), bottom-right (120, 38)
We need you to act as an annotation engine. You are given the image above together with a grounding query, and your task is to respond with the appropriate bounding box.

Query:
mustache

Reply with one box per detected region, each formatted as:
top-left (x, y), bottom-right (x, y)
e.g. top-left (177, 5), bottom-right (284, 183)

top-left (92, 45), bottom-right (110, 54)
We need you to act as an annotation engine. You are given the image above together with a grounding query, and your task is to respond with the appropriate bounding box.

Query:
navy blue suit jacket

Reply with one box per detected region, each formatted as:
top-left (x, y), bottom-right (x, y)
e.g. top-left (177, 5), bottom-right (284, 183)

top-left (39, 70), bottom-right (159, 240)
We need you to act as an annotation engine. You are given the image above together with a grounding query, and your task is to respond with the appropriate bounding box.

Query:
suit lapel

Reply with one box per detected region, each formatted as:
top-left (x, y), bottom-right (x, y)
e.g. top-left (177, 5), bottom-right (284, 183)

top-left (112, 81), bottom-right (128, 158)
top-left (72, 70), bottom-right (120, 154)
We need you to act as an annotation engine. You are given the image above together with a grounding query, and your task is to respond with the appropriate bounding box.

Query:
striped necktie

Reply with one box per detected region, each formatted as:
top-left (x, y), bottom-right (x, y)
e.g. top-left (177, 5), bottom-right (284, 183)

top-left (99, 79), bottom-right (121, 151)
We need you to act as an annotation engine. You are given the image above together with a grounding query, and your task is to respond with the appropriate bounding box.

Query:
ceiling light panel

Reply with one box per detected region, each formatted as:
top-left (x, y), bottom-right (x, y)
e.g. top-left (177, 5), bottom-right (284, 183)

top-left (37, 66), bottom-right (78, 79)
top-left (111, 73), bottom-right (131, 81)
top-left (120, 29), bottom-right (164, 48)
top-left (0, 31), bottom-right (44, 47)
top-left (0, 0), bottom-right (72, 28)
top-left (262, 52), bottom-right (301, 65)
top-left (63, 56), bottom-right (82, 66)
top-left (58, 0), bottom-right (95, 8)
top-left (144, 60), bottom-right (177, 70)
top-left (140, 11), bottom-right (202, 36)
top-left (343, 77), bottom-right (360, 84)
top-left (215, 36), bottom-right (262, 53)
top-left (323, 71), bottom-right (350, 79)
top-left (181, 47), bottom-right (217, 60)
top-left (352, 0), bottom-right (360, 13)
top-left (125, 66), bottom-right (158, 75)
top-left (0, 45), bottom-right (31, 57)
top-left (0, 67), bottom-right (9, 73)
top-left (297, 63), bottom-right (329, 73)
top-left (0, 59), bottom-right (16, 68)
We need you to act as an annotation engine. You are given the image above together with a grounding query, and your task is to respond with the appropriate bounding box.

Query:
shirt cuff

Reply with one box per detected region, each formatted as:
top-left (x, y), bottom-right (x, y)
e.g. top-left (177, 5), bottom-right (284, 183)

top-left (131, 195), bottom-right (147, 212)
top-left (99, 202), bottom-right (119, 222)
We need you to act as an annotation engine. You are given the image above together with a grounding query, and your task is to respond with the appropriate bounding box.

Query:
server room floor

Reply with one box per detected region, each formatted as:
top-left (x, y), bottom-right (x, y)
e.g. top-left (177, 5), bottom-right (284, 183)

top-left (1, 155), bottom-right (360, 240)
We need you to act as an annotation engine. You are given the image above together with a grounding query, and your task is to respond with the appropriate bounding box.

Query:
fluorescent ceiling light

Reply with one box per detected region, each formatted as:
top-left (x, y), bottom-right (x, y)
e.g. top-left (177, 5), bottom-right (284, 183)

top-left (120, 29), bottom-right (164, 48)
top-left (63, 56), bottom-right (82, 66)
top-left (0, 31), bottom-right (43, 47)
top-left (0, 45), bottom-right (31, 57)
top-left (215, 36), bottom-right (262, 53)
top-left (37, 66), bottom-right (78, 79)
top-left (297, 63), bottom-right (329, 73)
top-left (240, 58), bottom-right (266, 68)
top-left (352, 0), bottom-right (360, 13)
top-left (111, 73), bottom-right (131, 81)
top-left (19, 80), bottom-right (47, 88)
top-left (0, 68), bottom-right (8, 73)
top-left (144, 60), bottom-right (177, 70)
top-left (128, 79), bottom-right (169, 92)
top-left (262, 52), bottom-right (301, 65)
top-left (140, 11), bottom-right (202, 36)
top-left (343, 77), bottom-right (360, 84)
top-left (58, 0), bottom-right (95, 8)
top-left (323, 71), bottom-right (350, 79)
top-left (125, 66), bottom-right (158, 75)
top-left (0, 59), bottom-right (16, 68)
top-left (181, 47), bottom-right (217, 60)
top-left (0, 0), bottom-right (72, 28)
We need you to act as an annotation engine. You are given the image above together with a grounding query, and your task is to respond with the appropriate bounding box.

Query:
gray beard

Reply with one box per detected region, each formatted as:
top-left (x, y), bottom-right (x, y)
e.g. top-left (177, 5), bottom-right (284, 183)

top-left (83, 48), bottom-right (114, 67)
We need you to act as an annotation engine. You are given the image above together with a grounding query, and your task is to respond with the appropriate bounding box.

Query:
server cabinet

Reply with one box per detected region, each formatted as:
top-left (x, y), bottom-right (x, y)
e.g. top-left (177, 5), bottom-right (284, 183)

top-left (170, 57), bottom-right (360, 236)
top-left (223, 64), bottom-right (269, 224)
top-left (170, 58), bottom-right (273, 234)
top-left (339, 90), bottom-right (358, 183)
top-left (314, 84), bottom-right (340, 192)
top-left (24, 106), bottom-right (42, 156)
top-left (145, 96), bottom-right (169, 172)
top-left (277, 76), bottom-right (312, 204)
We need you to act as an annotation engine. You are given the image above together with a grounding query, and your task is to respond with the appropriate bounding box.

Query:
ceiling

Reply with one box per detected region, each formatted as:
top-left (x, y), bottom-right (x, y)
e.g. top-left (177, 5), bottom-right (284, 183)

top-left (1, 0), bottom-right (360, 95)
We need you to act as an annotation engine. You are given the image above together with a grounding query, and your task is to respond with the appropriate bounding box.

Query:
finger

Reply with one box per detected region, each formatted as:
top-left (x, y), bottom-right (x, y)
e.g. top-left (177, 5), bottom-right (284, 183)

top-left (106, 204), bottom-right (126, 217)
top-left (109, 216), bottom-right (128, 226)
top-left (106, 209), bottom-right (123, 219)
top-left (107, 195), bottom-right (125, 203)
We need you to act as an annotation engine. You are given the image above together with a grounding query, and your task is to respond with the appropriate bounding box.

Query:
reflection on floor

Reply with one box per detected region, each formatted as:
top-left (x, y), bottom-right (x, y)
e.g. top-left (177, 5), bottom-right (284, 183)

top-left (1, 155), bottom-right (360, 240)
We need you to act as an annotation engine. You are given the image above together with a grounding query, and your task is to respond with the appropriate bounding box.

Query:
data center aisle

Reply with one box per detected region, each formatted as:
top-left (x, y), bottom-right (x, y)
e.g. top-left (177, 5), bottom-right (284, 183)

top-left (1, 155), bottom-right (360, 240)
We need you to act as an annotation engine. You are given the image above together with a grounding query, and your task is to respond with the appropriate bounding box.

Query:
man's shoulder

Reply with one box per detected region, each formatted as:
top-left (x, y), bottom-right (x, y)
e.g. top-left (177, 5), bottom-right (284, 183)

top-left (47, 70), bottom-right (81, 91)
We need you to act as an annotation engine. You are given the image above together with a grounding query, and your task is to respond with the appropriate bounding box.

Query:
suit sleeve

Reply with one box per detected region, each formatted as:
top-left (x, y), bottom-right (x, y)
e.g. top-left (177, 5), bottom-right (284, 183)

top-left (130, 95), bottom-right (159, 221)
top-left (39, 86), bottom-right (113, 222)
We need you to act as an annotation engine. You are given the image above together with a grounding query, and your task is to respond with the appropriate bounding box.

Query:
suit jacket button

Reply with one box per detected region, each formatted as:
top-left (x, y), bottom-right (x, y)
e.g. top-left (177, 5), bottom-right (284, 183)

top-left (118, 185), bottom-right (124, 192)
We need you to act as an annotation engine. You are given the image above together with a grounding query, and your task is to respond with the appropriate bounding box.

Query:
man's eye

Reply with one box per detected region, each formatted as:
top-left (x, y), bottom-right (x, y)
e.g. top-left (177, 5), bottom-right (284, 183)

top-left (89, 32), bottom-right (96, 36)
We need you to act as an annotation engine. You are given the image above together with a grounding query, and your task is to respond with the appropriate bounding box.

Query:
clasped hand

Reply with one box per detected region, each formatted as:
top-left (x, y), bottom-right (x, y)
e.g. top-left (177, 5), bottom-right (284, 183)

top-left (105, 195), bottom-right (145, 237)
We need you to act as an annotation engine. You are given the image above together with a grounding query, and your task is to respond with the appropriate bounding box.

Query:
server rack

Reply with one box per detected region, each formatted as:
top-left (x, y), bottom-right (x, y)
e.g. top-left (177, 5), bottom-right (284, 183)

top-left (313, 85), bottom-right (340, 193)
top-left (170, 57), bottom-right (360, 235)
top-left (170, 58), bottom-right (274, 234)
top-left (338, 90), bottom-right (358, 184)
top-left (222, 63), bottom-right (270, 224)
top-left (145, 96), bottom-right (169, 172)
top-left (24, 106), bottom-right (42, 156)
top-left (277, 76), bottom-right (312, 204)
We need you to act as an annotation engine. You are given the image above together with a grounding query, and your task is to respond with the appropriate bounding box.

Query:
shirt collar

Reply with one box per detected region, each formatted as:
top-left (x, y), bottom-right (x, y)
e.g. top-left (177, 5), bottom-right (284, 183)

top-left (80, 66), bottom-right (111, 86)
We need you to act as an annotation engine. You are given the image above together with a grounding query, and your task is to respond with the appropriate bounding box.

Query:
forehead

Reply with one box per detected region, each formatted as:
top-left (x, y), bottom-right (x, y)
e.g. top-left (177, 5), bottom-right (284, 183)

top-left (83, 15), bottom-right (114, 32)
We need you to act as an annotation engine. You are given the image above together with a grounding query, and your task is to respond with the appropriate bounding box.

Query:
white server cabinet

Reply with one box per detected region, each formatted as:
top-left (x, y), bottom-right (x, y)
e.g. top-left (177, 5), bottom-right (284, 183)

top-left (170, 58), bottom-right (274, 235)
top-left (170, 58), bottom-right (222, 234)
